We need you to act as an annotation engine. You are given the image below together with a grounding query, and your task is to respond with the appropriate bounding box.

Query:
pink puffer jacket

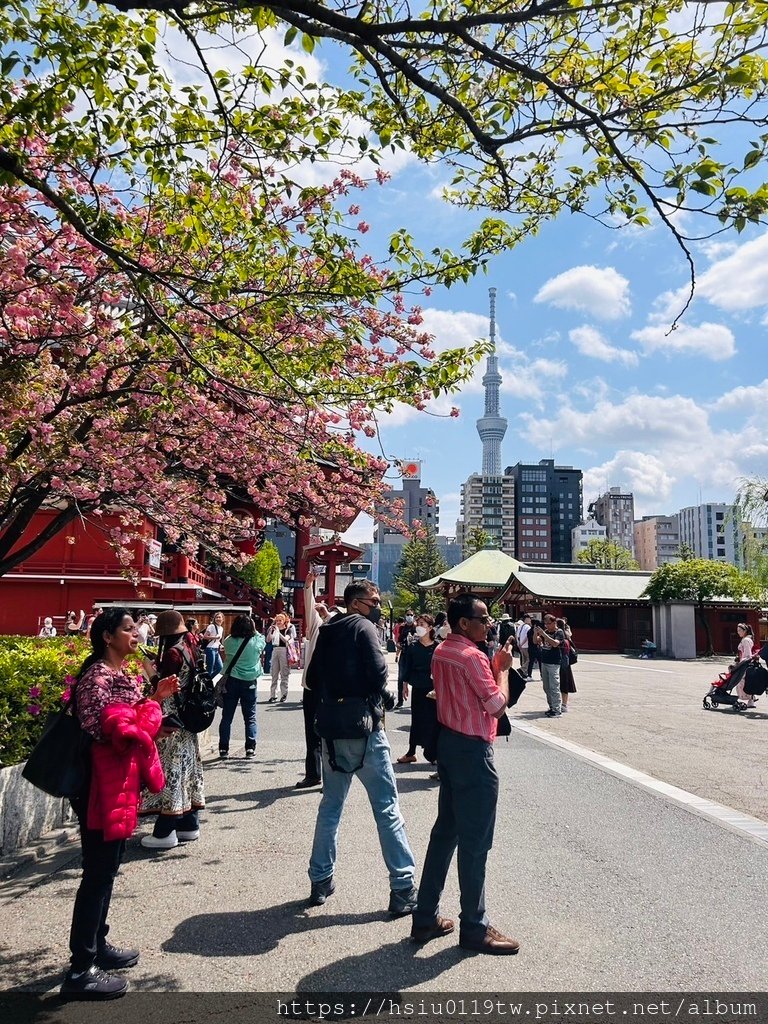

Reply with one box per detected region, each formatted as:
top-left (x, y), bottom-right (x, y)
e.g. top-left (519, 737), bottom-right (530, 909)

top-left (88, 701), bottom-right (165, 840)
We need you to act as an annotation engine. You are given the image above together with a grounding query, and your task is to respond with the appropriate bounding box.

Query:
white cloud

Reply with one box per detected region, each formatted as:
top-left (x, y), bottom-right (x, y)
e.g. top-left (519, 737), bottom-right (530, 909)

top-left (697, 232), bottom-right (768, 312)
top-left (499, 357), bottom-right (568, 398)
top-left (534, 265), bottom-right (631, 320)
top-left (583, 451), bottom-right (675, 507)
top-left (569, 325), bottom-right (639, 367)
top-left (631, 321), bottom-right (735, 361)
top-left (646, 286), bottom-right (692, 327)
top-left (520, 394), bottom-right (708, 448)
top-left (710, 380), bottom-right (768, 414)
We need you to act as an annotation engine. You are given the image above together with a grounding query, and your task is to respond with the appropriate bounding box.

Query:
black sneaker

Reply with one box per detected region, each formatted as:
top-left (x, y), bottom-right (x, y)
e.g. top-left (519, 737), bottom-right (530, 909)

top-left (245, 749), bottom-right (255, 758)
top-left (95, 943), bottom-right (140, 970)
top-left (279, 695), bottom-right (287, 703)
top-left (60, 965), bottom-right (128, 1000)
top-left (388, 885), bottom-right (418, 916)
top-left (219, 750), bottom-right (229, 759)
top-left (309, 876), bottom-right (335, 906)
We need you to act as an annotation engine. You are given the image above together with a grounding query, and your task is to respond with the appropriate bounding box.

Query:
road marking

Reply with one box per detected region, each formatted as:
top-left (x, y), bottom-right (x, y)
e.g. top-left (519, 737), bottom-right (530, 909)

top-left (509, 718), bottom-right (768, 848)
top-left (579, 658), bottom-right (676, 675)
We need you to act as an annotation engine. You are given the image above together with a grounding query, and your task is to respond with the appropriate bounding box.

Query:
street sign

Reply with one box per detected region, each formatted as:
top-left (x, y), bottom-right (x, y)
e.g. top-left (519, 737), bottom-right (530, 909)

top-left (282, 579), bottom-right (305, 589)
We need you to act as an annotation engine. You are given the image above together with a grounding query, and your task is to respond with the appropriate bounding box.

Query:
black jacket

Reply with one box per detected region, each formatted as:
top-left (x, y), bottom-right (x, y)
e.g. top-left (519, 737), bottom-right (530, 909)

top-left (306, 613), bottom-right (391, 715)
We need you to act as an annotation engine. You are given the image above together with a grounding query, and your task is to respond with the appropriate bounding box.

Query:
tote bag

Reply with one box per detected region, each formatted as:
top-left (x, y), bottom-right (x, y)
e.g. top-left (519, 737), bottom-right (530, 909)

top-left (22, 700), bottom-right (90, 799)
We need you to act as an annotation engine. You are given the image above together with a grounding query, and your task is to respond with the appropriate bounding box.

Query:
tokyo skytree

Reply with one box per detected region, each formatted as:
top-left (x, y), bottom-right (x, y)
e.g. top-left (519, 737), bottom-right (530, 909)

top-left (475, 287), bottom-right (507, 476)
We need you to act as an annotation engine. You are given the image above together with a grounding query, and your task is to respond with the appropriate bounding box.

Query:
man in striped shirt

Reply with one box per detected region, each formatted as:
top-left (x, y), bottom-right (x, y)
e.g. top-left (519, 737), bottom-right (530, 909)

top-left (410, 592), bottom-right (519, 954)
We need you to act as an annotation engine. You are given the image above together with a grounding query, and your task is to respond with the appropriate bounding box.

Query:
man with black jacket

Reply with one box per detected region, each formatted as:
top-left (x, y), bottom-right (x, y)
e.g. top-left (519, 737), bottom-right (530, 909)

top-left (306, 580), bottom-right (418, 914)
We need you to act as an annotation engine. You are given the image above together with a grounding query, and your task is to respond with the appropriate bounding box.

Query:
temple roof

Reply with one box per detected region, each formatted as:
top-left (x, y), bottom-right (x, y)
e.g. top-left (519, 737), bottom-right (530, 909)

top-left (419, 548), bottom-right (521, 591)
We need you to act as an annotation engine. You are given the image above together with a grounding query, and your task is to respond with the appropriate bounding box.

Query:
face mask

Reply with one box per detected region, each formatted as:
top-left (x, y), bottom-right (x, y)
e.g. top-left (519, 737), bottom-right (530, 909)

top-left (405, 615), bottom-right (414, 623)
top-left (415, 626), bottom-right (428, 638)
top-left (367, 606), bottom-right (382, 626)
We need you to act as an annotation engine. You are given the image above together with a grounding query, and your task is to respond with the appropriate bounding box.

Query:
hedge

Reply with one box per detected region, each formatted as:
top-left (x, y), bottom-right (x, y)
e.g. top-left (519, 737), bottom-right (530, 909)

top-left (0, 636), bottom-right (144, 768)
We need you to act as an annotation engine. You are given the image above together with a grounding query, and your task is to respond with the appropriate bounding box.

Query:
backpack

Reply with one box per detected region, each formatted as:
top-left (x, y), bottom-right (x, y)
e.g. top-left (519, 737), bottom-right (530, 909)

top-left (174, 644), bottom-right (217, 733)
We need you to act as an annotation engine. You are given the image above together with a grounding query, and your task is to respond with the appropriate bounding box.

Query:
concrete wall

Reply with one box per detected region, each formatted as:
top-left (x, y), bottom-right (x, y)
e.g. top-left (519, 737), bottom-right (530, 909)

top-left (653, 602), bottom-right (697, 659)
top-left (0, 763), bottom-right (73, 857)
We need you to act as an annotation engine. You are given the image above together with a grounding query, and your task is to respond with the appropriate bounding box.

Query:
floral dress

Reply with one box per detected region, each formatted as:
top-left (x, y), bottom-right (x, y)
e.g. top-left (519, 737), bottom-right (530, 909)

top-left (140, 634), bottom-right (205, 816)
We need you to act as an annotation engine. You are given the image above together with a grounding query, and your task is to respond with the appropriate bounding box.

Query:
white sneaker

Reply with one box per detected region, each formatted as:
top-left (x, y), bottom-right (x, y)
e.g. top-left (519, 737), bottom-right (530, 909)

top-left (141, 832), bottom-right (178, 850)
top-left (561, 705), bottom-right (568, 712)
top-left (177, 830), bottom-right (200, 842)
top-left (746, 699), bottom-right (758, 708)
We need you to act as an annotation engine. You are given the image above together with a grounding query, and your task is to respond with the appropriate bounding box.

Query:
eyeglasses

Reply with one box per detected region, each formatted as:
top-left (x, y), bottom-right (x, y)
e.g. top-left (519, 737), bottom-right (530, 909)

top-left (358, 598), bottom-right (381, 607)
top-left (467, 614), bottom-right (492, 624)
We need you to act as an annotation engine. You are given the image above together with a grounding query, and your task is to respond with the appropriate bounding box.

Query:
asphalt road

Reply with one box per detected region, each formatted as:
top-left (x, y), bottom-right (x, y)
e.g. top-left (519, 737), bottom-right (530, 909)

top-left (1, 655), bottom-right (768, 994)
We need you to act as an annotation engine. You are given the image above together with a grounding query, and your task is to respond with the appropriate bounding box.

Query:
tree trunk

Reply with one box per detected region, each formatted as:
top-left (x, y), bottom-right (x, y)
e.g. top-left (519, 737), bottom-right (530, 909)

top-left (697, 602), bottom-right (714, 657)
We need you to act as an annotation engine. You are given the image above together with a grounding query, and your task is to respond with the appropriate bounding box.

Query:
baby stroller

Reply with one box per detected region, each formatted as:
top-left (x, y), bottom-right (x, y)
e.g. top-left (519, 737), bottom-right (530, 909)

top-left (703, 647), bottom-right (768, 711)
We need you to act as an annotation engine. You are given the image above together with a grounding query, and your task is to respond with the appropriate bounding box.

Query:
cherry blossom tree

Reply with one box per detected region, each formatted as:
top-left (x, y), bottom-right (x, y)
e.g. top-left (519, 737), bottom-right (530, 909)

top-left (0, 144), bottom-right (480, 576)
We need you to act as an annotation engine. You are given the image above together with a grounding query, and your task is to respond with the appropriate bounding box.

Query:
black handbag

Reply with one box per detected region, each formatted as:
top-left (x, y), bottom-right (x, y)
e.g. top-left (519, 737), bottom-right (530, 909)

top-left (22, 698), bottom-right (90, 799)
top-left (743, 661), bottom-right (768, 696)
top-left (507, 669), bottom-right (527, 707)
top-left (568, 641), bottom-right (578, 665)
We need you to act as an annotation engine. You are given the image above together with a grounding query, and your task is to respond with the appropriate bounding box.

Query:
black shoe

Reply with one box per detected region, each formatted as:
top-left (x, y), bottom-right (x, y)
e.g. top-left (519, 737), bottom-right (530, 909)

top-left (395, 702), bottom-right (403, 708)
top-left (388, 885), bottom-right (418, 916)
top-left (245, 749), bottom-right (255, 758)
top-left (267, 697), bottom-right (277, 704)
top-left (60, 966), bottom-right (128, 1000)
top-left (295, 777), bottom-right (321, 789)
top-left (279, 695), bottom-right (287, 703)
top-left (219, 749), bottom-right (229, 759)
top-left (309, 876), bottom-right (335, 906)
top-left (95, 943), bottom-right (140, 970)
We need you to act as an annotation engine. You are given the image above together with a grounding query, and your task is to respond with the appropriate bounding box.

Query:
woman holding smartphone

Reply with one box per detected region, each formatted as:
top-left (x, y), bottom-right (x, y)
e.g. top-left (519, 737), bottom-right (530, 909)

top-left (140, 611), bottom-right (205, 850)
top-left (61, 608), bottom-right (178, 1000)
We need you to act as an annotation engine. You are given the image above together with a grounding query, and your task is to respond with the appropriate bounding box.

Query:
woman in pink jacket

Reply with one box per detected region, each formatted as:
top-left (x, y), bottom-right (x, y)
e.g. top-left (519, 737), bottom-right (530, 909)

top-left (61, 608), bottom-right (178, 1001)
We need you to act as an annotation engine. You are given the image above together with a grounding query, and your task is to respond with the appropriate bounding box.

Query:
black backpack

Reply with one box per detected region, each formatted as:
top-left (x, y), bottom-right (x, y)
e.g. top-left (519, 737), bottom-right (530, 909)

top-left (174, 645), bottom-right (217, 733)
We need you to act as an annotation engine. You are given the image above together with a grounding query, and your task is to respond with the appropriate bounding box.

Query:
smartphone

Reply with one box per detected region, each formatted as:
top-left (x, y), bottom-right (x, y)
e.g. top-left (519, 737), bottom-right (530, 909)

top-left (161, 714), bottom-right (184, 730)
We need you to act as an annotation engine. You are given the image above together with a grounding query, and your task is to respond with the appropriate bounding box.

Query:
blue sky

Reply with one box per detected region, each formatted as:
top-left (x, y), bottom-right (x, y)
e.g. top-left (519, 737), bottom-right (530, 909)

top-left (155, 21), bottom-right (768, 547)
top-left (338, 145), bottom-right (768, 546)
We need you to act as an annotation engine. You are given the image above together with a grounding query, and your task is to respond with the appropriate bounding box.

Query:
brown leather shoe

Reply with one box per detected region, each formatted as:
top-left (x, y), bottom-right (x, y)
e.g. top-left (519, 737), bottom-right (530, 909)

top-left (459, 925), bottom-right (520, 955)
top-left (410, 917), bottom-right (455, 944)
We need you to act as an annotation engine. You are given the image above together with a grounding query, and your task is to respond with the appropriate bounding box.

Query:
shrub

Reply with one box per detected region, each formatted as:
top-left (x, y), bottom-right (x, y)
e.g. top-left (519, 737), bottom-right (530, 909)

top-left (0, 636), bottom-right (144, 767)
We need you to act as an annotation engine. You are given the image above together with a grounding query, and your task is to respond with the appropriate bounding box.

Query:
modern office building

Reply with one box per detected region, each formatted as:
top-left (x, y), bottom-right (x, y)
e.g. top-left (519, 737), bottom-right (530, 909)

top-left (456, 288), bottom-right (516, 556)
top-left (571, 518), bottom-right (607, 561)
top-left (456, 472), bottom-right (516, 555)
top-left (371, 460), bottom-right (441, 590)
top-left (678, 503), bottom-right (741, 566)
top-left (505, 459), bottom-right (583, 564)
top-left (590, 487), bottom-right (636, 556)
top-left (633, 514), bottom-right (681, 571)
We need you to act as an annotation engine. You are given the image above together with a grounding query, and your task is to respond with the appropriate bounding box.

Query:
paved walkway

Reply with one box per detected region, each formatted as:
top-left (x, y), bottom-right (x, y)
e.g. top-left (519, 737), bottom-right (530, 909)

top-left (2, 655), bottom-right (768, 993)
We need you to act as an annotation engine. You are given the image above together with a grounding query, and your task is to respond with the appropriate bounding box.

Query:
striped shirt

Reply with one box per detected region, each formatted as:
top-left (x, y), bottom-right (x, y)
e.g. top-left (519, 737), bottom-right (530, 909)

top-left (432, 633), bottom-right (506, 743)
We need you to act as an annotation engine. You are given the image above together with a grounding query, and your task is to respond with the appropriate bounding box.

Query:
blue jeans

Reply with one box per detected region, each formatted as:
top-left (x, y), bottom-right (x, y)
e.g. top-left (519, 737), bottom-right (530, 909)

top-left (308, 729), bottom-right (415, 890)
top-left (541, 662), bottom-right (561, 713)
top-left (205, 646), bottom-right (223, 677)
top-left (219, 678), bottom-right (257, 752)
top-left (413, 727), bottom-right (498, 942)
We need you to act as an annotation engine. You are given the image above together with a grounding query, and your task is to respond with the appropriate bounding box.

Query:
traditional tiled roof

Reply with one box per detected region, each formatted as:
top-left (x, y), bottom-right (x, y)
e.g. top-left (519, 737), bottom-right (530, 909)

top-left (419, 548), bottom-right (522, 590)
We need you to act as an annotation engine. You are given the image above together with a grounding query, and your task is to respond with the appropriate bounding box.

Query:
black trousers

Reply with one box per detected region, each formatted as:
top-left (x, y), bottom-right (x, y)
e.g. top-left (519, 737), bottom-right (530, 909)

top-left (68, 795), bottom-right (126, 972)
top-left (301, 687), bottom-right (322, 782)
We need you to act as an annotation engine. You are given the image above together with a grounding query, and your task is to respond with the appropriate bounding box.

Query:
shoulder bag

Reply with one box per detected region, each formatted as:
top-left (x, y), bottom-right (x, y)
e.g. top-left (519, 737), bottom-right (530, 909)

top-left (22, 695), bottom-right (91, 799)
top-left (314, 694), bottom-right (384, 773)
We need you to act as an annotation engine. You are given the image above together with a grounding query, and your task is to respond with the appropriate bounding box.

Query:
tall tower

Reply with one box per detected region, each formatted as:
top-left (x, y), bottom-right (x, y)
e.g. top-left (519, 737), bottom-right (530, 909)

top-left (475, 287), bottom-right (508, 476)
